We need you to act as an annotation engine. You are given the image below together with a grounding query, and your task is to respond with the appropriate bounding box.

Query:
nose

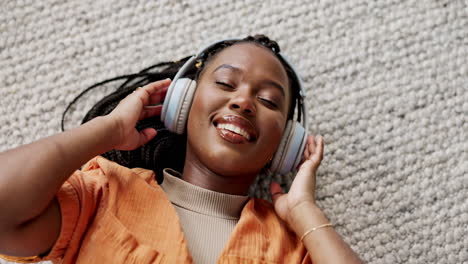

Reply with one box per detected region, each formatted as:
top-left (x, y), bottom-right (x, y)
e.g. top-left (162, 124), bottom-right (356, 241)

top-left (229, 91), bottom-right (256, 116)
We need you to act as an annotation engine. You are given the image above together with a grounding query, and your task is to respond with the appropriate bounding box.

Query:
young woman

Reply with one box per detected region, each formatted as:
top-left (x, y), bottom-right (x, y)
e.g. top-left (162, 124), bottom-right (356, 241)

top-left (0, 36), bottom-right (362, 263)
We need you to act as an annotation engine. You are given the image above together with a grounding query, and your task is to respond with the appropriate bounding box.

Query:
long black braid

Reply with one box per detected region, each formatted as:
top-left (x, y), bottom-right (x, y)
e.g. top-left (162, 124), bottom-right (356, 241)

top-left (62, 35), bottom-right (303, 184)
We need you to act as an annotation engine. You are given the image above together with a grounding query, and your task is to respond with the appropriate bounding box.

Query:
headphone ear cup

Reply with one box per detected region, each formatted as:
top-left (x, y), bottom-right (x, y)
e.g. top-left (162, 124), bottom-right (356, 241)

top-left (269, 121), bottom-right (307, 175)
top-left (161, 78), bottom-right (197, 134)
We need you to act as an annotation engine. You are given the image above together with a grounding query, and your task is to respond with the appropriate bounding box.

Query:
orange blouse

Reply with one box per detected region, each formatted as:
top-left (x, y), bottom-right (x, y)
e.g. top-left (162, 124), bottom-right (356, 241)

top-left (1, 157), bottom-right (310, 264)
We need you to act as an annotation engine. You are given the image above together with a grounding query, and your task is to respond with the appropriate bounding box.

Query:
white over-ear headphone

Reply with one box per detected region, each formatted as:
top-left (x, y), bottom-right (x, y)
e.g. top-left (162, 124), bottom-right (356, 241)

top-left (161, 38), bottom-right (308, 175)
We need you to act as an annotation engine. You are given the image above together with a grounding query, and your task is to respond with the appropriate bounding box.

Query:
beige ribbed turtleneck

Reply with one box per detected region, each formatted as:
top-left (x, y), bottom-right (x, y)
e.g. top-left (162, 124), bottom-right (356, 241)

top-left (161, 168), bottom-right (249, 264)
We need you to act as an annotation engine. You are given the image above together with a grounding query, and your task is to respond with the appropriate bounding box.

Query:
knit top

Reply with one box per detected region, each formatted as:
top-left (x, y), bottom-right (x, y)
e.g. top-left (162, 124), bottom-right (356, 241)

top-left (161, 169), bottom-right (249, 263)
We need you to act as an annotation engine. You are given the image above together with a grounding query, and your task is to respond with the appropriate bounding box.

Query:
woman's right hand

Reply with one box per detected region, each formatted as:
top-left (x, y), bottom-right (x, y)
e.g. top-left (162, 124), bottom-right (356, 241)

top-left (107, 79), bottom-right (171, 151)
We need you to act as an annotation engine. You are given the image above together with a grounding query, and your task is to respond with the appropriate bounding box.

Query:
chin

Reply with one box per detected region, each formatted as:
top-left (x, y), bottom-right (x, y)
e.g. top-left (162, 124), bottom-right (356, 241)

top-left (206, 151), bottom-right (264, 177)
top-left (187, 131), bottom-right (271, 177)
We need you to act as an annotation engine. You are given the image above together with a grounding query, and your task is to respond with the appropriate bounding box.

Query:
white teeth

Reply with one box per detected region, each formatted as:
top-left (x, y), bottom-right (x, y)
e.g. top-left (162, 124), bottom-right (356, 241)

top-left (217, 123), bottom-right (251, 140)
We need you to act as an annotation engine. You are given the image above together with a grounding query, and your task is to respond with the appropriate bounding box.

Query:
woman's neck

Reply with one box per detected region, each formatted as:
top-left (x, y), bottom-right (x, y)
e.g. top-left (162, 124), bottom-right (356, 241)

top-left (181, 150), bottom-right (257, 195)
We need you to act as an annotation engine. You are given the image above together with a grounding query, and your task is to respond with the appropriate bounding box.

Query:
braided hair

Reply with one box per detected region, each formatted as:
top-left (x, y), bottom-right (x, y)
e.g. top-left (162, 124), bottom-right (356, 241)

top-left (62, 35), bottom-right (303, 184)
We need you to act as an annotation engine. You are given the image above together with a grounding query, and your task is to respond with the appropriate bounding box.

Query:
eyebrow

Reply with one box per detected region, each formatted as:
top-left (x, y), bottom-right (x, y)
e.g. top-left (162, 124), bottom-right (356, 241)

top-left (212, 64), bottom-right (242, 74)
top-left (212, 64), bottom-right (285, 96)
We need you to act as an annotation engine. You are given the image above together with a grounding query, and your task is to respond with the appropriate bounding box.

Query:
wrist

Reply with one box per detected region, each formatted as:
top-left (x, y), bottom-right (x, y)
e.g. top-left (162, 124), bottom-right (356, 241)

top-left (101, 116), bottom-right (123, 149)
top-left (289, 202), bottom-right (329, 236)
top-left (85, 116), bottom-right (121, 153)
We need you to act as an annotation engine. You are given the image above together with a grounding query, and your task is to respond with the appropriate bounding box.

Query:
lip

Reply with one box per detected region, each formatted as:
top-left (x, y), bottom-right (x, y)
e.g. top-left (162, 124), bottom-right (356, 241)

top-left (213, 115), bottom-right (258, 143)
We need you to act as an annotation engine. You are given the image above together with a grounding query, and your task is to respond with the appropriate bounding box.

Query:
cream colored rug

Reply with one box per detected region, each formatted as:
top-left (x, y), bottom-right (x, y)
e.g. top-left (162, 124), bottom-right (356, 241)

top-left (1, 0), bottom-right (467, 263)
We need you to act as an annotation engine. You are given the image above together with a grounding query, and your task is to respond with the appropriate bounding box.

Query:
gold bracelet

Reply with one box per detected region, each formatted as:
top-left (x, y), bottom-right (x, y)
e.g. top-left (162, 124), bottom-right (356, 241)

top-left (300, 223), bottom-right (334, 241)
top-left (0, 254), bottom-right (41, 263)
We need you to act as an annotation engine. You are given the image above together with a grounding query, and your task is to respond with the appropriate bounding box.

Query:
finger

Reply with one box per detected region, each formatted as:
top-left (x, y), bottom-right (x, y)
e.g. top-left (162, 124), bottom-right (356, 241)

top-left (298, 135), bottom-right (315, 170)
top-left (142, 79), bottom-right (171, 94)
top-left (137, 128), bottom-right (157, 146)
top-left (316, 135), bottom-right (324, 161)
top-left (133, 79), bottom-right (172, 106)
top-left (311, 135), bottom-right (323, 157)
top-left (309, 135), bottom-right (316, 155)
top-left (304, 137), bottom-right (310, 159)
top-left (140, 105), bottom-right (163, 120)
top-left (304, 135), bottom-right (315, 160)
top-left (308, 136), bottom-right (324, 170)
top-left (270, 181), bottom-right (284, 204)
top-left (127, 86), bottom-right (151, 107)
top-left (148, 88), bottom-right (168, 105)
top-left (303, 142), bottom-right (310, 160)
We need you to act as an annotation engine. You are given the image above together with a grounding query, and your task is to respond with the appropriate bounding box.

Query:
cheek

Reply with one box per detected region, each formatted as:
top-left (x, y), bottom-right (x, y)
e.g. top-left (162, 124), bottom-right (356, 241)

top-left (260, 113), bottom-right (287, 148)
top-left (185, 91), bottom-right (213, 163)
top-left (188, 85), bottom-right (223, 124)
top-left (186, 84), bottom-right (226, 144)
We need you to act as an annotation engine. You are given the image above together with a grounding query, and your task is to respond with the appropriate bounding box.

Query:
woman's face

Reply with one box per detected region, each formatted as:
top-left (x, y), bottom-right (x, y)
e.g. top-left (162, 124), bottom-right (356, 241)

top-left (186, 43), bottom-right (292, 177)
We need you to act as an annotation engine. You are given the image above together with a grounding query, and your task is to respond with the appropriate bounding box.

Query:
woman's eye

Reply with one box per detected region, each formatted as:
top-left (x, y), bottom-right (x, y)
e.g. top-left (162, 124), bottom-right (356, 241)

top-left (259, 97), bottom-right (278, 108)
top-left (215, 81), bottom-right (234, 89)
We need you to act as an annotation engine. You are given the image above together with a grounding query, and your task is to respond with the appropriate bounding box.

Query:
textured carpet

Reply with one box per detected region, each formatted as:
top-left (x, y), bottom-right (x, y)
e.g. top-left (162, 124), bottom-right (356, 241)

top-left (1, 0), bottom-right (467, 263)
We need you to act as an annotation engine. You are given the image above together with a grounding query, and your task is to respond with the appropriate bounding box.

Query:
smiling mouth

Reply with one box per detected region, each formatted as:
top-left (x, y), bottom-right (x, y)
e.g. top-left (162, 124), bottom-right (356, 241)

top-left (215, 123), bottom-right (252, 141)
top-left (213, 115), bottom-right (258, 144)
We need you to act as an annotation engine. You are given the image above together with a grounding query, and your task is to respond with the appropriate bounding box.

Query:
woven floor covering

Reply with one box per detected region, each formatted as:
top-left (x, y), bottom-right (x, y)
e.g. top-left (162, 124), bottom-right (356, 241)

top-left (1, 0), bottom-right (467, 263)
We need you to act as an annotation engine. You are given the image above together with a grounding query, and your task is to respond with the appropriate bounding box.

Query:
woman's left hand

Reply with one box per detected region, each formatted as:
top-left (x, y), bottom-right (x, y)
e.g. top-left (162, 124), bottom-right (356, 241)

top-left (270, 135), bottom-right (324, 230)
top-left (270, 136), bottom-right (363, 263)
